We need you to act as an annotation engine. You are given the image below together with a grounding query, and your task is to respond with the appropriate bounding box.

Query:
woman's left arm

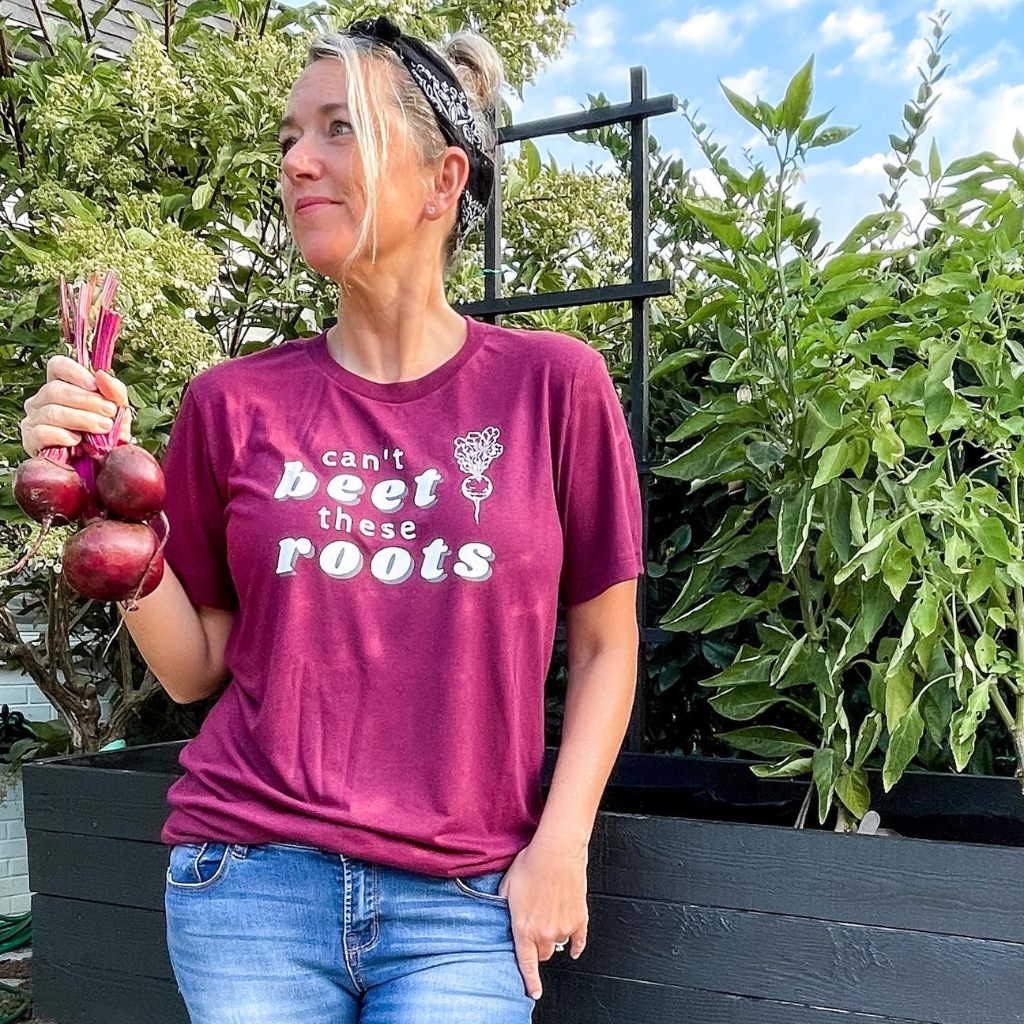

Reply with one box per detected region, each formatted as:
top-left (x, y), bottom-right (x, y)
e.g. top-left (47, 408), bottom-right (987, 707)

top-left (499, 576), bottom-right (640, 1001)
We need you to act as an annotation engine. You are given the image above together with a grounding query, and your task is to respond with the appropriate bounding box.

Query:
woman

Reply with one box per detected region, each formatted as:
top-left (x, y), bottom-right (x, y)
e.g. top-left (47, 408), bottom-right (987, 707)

top-left (19, 14), bottom-right (644, 1023)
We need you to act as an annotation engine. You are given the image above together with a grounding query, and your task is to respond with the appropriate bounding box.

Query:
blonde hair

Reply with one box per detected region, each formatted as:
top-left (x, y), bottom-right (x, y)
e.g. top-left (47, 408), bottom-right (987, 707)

top-left (303, 28), bottom-right (504, 279)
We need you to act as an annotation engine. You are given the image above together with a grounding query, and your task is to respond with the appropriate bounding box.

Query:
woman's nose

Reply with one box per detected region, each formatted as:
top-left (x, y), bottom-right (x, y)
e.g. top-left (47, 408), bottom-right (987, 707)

top-left (282, 138), bottom-right (321, 180)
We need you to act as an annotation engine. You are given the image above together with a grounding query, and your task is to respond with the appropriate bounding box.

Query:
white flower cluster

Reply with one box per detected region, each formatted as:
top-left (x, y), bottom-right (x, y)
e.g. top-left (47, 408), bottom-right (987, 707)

top-left (123, 30), bottom-right (191, 121)
top-left (19, 188), bottom-right (223, 380)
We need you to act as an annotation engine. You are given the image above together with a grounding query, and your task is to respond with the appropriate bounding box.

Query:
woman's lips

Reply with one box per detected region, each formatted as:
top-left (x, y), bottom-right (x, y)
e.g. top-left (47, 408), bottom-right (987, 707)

top-left (296, 199), bottom-right (338, 214)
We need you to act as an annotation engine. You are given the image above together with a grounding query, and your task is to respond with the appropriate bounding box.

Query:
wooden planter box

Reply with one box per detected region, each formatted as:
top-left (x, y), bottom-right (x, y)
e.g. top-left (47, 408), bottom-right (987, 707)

top-left (23, 742), bottom-right (1024, 1024)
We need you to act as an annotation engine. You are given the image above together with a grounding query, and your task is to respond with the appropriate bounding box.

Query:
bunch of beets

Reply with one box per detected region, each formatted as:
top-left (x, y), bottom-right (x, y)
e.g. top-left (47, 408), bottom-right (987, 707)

top-left (4, 270), bottom-right (168, 608)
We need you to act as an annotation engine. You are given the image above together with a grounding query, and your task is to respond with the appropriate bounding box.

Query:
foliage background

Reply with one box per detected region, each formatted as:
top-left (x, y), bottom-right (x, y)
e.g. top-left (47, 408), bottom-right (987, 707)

top-left (3, 0), bottom-right (1022, 828)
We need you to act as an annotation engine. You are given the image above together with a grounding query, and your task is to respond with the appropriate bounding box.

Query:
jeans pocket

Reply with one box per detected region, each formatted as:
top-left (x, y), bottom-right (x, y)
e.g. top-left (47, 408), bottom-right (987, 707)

top-left (166, 842), bottom-right (238, 890)
top-left (453, 869), bottom-right (510, 905)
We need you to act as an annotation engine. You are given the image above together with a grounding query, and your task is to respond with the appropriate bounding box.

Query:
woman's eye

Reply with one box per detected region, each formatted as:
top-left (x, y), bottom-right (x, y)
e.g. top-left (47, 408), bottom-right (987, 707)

top-left (279, 121), bottom-right (350, 154)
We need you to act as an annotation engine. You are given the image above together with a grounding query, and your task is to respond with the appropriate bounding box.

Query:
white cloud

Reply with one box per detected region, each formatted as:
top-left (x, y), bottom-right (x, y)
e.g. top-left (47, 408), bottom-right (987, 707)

top-left (721, 66), bottom-right (777, 98)
top-left (932, 77), bottom-right (1024, 158)
top-left (541, 50), bottom-right (581, 78)
top-left (548, 95), bottom-right (583, 118)
top-left (938, 0), bottom-right (1024, 19)
top-left (647, 8), bottom-right (740, 51)
top-left (579, 6), bottom-right (618, 50)
top-left (599, 63), bottom-right (633, 89)
top-left (693, 166), bottom-right (726, 198)
top-left (820, 6), bottom-right (894, 62)
top-left (797, 150), bottom-right (930, 246)
top-left (820, 6), bottom-right (886, 43)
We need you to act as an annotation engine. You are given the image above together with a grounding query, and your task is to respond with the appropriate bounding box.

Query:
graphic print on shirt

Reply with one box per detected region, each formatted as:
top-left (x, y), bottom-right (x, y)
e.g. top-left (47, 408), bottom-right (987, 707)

top-left (453, 426), bottom-right (504, 525)
top-left (270, 430), bottom-right (502, 586)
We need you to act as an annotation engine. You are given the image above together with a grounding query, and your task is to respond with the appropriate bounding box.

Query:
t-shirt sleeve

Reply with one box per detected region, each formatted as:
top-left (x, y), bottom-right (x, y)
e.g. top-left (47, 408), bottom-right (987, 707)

top-left (152, 381), bottom-right (238, 611)
top-left (555, 350), bottom-right (646, 606)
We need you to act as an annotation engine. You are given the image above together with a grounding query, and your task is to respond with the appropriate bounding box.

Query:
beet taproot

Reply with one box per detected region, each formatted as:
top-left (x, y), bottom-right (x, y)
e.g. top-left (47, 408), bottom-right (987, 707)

top-left (62, 520), bottom-right (164, 602)
top-left (95, 444), bottom-right (166, 522)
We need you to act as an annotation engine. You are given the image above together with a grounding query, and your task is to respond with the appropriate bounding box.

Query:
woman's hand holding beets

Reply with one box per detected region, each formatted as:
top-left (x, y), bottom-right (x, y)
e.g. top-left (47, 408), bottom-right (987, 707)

top-left (20, 356), bottom-right (131, 459)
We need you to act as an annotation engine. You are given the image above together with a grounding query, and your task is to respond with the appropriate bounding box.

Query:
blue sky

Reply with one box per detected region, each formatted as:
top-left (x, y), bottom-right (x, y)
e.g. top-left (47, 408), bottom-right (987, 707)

top-left (510, 0), bottom-right (1024, 242)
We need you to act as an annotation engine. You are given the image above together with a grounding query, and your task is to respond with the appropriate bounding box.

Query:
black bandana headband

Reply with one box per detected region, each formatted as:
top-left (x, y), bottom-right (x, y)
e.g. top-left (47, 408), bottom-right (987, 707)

top-left (344, 15), bottom-right (495, 238)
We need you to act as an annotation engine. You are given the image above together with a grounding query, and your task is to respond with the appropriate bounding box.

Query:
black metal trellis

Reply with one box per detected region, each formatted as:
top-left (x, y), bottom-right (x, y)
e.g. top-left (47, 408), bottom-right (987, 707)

top-left (324, 68), bottom-right (677, 753)
top-left (460, 68), bottom-right (678, 755)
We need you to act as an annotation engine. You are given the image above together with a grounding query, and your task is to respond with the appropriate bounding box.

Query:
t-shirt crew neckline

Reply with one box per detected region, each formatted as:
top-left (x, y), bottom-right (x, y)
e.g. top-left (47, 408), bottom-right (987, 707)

top-left (306, 313), bottom-right (484, 404)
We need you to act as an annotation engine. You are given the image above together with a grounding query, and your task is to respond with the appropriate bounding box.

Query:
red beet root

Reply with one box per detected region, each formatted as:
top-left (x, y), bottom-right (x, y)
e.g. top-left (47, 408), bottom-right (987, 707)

top-left (13, 456), bottom-right (88, 524)
top-left (95, 444), bottom-right (166, 522)
top-left (62, 520), bottom-right (164, 602)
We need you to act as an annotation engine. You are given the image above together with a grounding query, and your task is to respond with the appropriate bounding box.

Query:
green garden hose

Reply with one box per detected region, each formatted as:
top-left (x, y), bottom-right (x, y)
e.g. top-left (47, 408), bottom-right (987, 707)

top-left (0, 911), bottom-right (33, 1023)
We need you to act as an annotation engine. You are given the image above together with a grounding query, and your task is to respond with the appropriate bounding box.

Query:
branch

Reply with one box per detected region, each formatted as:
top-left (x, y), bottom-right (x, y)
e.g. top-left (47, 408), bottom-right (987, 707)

top-left (0, 28), bottom-right (27, 169)
top-left (26, 0), bottom-right (55, 54)
top-left (101, 667), bottom-right (161, 742)
top-left (73, 0), bottom-right (93, 43)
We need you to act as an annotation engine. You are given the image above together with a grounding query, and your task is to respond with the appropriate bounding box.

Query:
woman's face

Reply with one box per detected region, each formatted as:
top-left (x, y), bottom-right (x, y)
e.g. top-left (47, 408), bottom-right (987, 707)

top-left (278, 58), bottom-right (430, 281)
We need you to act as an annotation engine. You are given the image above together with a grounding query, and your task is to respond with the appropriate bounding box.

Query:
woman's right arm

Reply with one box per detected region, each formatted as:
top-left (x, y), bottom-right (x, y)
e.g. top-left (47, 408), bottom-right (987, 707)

top-left (117, 578), bottom-right (233, 704)
top-left (21, 355), bottom-right (232, 704)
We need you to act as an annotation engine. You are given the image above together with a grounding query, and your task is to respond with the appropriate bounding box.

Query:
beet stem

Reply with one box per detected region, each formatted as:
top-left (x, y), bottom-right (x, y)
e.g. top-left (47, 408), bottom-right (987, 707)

top-left (120, 510), bottom-right (169, 614)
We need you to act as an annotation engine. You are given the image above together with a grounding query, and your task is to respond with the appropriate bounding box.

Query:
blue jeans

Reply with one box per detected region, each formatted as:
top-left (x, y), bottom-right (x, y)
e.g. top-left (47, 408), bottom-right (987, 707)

top-left (164, 841), bottom-right (536, 1023)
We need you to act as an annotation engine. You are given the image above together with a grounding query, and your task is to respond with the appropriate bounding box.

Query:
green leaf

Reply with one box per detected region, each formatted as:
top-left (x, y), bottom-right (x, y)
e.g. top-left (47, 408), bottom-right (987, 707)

top-left (649, 349), bottom-right (706, 382)
top-left (882, 703), bottom-right (925, 791)
top-left (881, 541), bottom-right (913, 601)
top-left (967, 557), bottom-right (995, 601)
top-left (663, 583), bottom-right (791, 633)
top-left (835, 768), bottom-right (871, 819)
top-left (946, 152), bottom-right (1000, 176)
top-left (521, 139), bottom-right (541, 184)
top-left (771, 634), bottom-right (808, 687)
top-left (751, 756), bottom-right (814, 779)
top-left (909, 579), bottom-right (939, 636)
top-left (929, 138), bottom-right (942, 181)
top-left (746, 440), bottom-right (786, 472)
top-left (718, 725), bottom-right (814, 758)
top-left (970, 514), bottom-right (1018, 563)
top-left (1015, 129), bottom-right (1024, 161)
top-left (872, 425), bottom-right (905, 468)
top-left (884, 662), bottom-right (913, 733)
top-left (853, 711), bottom-right (883, 769)
top-left (781, 56), bottom-right (814, 133)
top-left (709, 682), bottom-right (784, 721)
top-left (950, 679), bottom-right (991, 771)
top-left (656, 425), bottom-right (749, 481)
top-left (192, 182), bottom-right (214, 210)
top-left (974, 633), bottom-right (997, 672)
top-left (924, 343), bottom-right (958, 432)
top-left (810, 126), bottom-right (857, 148)
top-left (777, 481), bottom-right (815, 574)
top-left (921, 672), bottom-right (953, 748)
top-left (813, 439), bottom-right (852, 488)
top-left (720, 82), bottom-right (761, 129)
top-left (812, 747), bottom-right (841, 823)
top-left (699, 649), bottom-right (775, 689)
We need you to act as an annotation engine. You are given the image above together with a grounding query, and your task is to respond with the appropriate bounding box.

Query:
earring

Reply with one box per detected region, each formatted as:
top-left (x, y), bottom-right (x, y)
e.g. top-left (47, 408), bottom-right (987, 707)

top-left (427, 203), bottom-right (437, 215)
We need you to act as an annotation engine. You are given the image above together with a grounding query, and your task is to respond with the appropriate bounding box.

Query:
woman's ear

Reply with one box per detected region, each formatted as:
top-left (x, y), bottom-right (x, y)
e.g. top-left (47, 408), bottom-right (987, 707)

top-left (427, 146), bottom-right (470, 221)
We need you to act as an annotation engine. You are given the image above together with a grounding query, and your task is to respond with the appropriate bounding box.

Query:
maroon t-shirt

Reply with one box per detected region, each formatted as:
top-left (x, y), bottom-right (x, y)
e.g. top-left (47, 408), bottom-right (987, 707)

top-left (156, 314), bottom-right (645, 876)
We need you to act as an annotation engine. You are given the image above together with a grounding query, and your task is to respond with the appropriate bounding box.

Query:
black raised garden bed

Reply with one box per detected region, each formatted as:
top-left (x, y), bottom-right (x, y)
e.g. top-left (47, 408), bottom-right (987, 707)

top-left (22, 742), bottom-right (1024, 1024)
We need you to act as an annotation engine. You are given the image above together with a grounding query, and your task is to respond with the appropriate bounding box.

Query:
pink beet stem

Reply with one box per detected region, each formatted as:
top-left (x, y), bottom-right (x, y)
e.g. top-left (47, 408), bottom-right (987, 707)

top-left (58, 275), bottom-right (74, 350)
top-left (38, 446), bottom-right (71, 465)
top-left (91, 309), bottom-right (122, 373)
top-left (75, 279), bottom-right (91, 366)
